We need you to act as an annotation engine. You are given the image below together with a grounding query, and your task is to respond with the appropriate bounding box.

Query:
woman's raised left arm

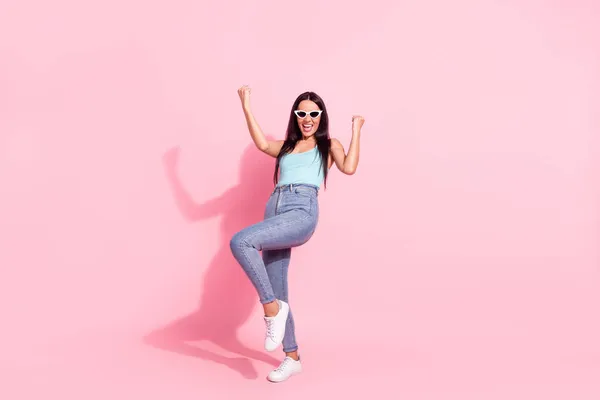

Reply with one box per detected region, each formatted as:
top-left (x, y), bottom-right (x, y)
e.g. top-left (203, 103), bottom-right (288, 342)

top-left (329, 115), bottom-right (364, 175)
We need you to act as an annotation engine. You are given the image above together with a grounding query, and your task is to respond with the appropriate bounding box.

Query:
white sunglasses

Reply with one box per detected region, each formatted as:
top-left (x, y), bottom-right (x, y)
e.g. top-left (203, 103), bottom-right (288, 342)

top-left (294, 110), bottom-right (323, 119)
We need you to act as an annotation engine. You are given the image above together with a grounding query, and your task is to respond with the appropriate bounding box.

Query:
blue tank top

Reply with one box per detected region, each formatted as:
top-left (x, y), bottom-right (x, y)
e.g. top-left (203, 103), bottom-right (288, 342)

top-left (277, 147), bottom-right (324, 188)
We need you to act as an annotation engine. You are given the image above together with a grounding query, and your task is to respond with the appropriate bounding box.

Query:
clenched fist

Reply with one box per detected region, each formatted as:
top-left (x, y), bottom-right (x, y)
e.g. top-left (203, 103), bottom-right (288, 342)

top-left (238, 85), bottom-right (251, 108)
top-left (352, 115), bottom-right (365, 131)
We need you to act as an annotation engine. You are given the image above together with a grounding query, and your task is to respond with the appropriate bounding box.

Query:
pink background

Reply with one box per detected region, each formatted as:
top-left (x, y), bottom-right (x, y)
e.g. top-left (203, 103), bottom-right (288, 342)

top-left (1, 0), bottom-right (599, 398)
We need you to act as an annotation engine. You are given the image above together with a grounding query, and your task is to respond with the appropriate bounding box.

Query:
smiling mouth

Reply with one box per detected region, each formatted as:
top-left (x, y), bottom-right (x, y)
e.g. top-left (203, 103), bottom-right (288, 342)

top-left (302, 124), bottom-right (313, 132)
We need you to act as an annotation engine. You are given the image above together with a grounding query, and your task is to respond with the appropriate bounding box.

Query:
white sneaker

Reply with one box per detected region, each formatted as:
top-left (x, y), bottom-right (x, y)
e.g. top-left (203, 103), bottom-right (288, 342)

top-left (267, 356), bottom-right (302, 383)
top-left (263, 300), bottom-right (289, 352)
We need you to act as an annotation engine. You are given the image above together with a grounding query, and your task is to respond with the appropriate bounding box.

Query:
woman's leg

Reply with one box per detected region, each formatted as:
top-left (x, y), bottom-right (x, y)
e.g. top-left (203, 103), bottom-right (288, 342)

top-left (263, 248), bottom-right (299, 359)
top-left (230, 209), bottom-right (315, 352)
top-left (229, 209), bottom-right (316, 306)
top-left (263, 249), bottom-right (303, 383)
top-left (230, 185), bottom-right (317, 355)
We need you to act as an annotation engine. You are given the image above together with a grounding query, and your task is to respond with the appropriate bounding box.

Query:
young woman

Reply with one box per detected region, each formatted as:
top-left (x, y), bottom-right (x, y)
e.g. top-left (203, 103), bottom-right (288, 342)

top-left (230, 85), bottom-right (364, 382)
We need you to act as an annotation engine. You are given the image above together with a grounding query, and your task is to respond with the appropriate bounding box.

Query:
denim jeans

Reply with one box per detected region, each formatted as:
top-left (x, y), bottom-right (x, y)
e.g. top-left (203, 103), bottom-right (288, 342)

top-left (230, 183), bottom-right (319, 353)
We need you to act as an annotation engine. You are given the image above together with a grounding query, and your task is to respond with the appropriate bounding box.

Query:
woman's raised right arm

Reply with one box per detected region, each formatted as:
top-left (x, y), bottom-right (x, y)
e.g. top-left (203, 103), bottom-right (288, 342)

top-left (238, 85), bottom-right (283, 158)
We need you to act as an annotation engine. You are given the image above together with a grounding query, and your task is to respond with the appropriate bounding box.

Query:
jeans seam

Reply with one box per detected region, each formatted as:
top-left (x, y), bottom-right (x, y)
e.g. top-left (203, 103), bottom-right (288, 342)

top-left (237, 240), bottom-right (272, 302)
top-left (280, 257), bottom-right (286, 302)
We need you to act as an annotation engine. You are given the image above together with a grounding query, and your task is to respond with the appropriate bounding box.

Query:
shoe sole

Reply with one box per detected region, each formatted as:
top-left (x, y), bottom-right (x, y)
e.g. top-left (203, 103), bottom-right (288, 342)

top-left (267, 370), bottom-right (301, 383)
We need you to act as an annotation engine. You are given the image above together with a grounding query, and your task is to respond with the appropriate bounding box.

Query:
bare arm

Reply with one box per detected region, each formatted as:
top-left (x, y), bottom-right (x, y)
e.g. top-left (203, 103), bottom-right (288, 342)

top-left (238, 85), bottom-right (283, 158)
top-left (329, 115), bottom-right (364, 175)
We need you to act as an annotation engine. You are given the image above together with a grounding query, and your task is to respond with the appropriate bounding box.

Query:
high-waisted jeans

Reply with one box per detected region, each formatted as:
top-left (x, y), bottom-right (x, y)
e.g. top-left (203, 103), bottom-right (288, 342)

top-left (230, 183), bottom-right (319, 353)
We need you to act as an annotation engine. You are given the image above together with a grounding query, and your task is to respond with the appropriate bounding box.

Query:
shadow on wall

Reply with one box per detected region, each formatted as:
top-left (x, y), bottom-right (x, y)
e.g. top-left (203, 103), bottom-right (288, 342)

top-left (143, 142), bottom-right (279, 380)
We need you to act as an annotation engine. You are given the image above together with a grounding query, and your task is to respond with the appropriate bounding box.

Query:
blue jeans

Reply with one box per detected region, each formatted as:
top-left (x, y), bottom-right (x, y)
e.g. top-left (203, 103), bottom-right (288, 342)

top-left (230, 183), bottom-right (319, 353)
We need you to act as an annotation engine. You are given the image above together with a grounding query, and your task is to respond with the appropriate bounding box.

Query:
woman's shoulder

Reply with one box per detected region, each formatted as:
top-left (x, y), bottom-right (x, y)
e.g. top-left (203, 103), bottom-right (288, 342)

top-left (329, 137), bottom-right (344, 149)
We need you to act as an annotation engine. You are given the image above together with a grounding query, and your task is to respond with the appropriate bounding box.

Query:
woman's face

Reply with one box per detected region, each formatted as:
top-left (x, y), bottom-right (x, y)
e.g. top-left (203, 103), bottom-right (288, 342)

top-left (295, 100), bottom-right (321, 139)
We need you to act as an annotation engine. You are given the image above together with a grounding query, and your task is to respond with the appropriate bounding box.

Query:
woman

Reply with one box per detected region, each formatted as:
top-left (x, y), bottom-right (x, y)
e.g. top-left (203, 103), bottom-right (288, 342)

top-left (230, 85), bottom-right (363, 382)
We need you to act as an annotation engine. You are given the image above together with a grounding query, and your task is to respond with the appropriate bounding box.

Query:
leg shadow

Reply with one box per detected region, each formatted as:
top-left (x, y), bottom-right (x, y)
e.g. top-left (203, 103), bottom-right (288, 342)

top-left (144, 143), bottom-right (280, 379)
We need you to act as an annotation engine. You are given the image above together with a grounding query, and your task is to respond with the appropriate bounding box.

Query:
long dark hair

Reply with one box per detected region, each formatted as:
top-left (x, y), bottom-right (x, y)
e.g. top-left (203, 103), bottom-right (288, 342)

top-left (273, 91), bottom-right (331, 188)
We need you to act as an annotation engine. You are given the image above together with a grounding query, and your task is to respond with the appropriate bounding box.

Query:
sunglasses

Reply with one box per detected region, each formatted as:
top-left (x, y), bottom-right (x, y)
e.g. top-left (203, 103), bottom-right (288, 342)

top-left (294, 110), bottom-right (323, 119)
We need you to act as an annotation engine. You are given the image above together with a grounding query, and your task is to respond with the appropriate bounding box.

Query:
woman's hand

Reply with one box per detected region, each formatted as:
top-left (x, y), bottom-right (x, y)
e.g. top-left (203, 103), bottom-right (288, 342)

top-left (237, 84), bottom-right (282, 157)
top-left (352, 115), bottom-right (365, 132)
top-left (238, 85), bottom-right (251, 109)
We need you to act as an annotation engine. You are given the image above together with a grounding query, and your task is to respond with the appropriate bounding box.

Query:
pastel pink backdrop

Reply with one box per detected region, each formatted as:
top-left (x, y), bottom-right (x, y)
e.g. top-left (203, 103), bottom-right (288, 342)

top-left (1, 0), bottom-right (599, 399)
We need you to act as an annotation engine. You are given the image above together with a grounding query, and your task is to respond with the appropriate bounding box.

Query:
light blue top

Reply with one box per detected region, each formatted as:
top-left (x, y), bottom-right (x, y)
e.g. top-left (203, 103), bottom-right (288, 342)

top-left (277, 147), bottom-right (324, 188)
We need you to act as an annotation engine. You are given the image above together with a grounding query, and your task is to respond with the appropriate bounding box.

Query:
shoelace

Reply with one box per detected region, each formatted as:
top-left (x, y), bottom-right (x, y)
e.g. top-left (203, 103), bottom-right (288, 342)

top-left (265, 318), bottom-right (276, 339)
top-left (275, 358), bottom-right (294, 373)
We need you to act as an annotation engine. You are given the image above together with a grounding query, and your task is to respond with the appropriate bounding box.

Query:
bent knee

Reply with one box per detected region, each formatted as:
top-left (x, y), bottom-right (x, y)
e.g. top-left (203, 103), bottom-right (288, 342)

top-left (230, 231), bottom-right (251, 252)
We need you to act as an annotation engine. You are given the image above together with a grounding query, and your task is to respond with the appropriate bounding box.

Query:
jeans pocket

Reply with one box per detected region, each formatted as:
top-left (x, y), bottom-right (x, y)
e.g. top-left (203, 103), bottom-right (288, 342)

top-left (294, 187), bottom-right (317, 198)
